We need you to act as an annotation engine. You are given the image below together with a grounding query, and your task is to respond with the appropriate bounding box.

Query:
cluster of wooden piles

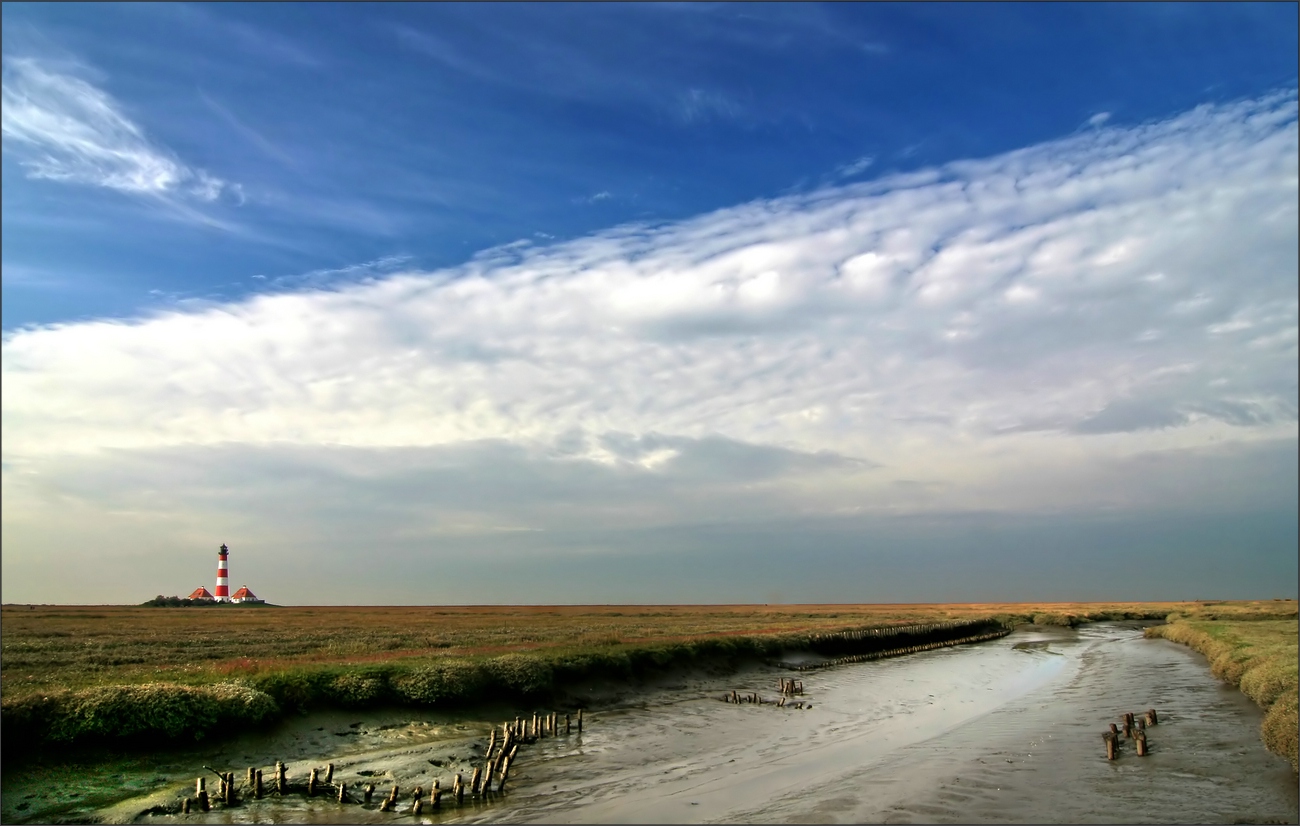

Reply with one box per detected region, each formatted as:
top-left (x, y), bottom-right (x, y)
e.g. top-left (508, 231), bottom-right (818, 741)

top-left (721, 678), bottom-right (811, 709)
top-left (172, 708), bottom-right (585, 816)
top-left (1102, 708), bottom-right (1159, 759)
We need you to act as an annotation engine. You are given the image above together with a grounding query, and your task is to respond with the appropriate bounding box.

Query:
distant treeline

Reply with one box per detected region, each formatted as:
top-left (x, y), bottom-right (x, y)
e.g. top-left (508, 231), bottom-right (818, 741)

top-left (141, 596), bottom-right (273, 607)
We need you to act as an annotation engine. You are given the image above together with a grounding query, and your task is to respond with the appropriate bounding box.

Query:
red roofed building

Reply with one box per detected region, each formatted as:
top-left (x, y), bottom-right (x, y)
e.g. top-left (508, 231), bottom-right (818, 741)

top-left (187, 586), bottom-right (215, 601)
top-left (230, 586), bottom-right (263, 604)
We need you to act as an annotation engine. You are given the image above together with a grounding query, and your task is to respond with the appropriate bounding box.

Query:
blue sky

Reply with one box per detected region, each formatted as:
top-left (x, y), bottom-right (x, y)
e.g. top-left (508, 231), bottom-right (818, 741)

top-left (2, 3), bottom-right (1297, 604)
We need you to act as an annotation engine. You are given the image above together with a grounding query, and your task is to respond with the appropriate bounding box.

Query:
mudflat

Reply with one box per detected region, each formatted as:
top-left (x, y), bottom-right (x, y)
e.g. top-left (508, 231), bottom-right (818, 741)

top-left (5, 623), bottom-right (1294, 824)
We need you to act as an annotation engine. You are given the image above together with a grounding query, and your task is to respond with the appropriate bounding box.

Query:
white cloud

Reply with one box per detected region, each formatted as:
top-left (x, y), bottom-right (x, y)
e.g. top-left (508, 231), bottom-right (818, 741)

top-left (3, 91), bottom-right (1297, 600)
top-left (1, 57), bottom-right (234, 202)
top-left (836, 155), bottom-right (875, 178)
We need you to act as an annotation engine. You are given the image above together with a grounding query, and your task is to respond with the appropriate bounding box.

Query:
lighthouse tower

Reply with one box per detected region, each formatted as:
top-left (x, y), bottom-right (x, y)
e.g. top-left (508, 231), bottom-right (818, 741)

top-left (215, 544), bottom-right (231, 602)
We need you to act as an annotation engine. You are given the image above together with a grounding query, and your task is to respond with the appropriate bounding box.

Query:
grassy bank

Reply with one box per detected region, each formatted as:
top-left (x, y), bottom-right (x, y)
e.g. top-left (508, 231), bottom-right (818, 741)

top-left (0, 600), bottom-right (1249, 753)
top-left (1146, 606), bottom-right (1298, 772)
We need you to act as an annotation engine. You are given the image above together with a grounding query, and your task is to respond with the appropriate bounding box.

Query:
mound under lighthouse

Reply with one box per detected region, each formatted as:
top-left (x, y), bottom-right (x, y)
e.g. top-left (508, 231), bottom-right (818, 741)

top-left (214, 543), bottom-right (231, 602)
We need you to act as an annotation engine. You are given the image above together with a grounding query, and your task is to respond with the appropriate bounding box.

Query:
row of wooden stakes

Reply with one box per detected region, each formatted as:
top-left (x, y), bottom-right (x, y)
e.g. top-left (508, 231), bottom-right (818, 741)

top-left (808, 620), bottom-right (976, 643)
top-left (1102, 709), bottom-right (1160, 760)
top-left (175, 708), bottom-right (585, 815)
top-left (788, 629), bottom-right (1013, 672)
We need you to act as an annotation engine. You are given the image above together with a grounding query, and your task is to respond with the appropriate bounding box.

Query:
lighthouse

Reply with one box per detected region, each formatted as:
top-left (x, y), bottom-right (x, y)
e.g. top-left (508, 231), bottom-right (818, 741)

top-left (215, 543), bottom-right (231, 602)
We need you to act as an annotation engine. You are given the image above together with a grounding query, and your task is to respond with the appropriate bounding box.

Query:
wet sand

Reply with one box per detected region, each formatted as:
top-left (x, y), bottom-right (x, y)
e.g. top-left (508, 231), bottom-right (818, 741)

top-left (5, 623), bottom-right (1295, 824)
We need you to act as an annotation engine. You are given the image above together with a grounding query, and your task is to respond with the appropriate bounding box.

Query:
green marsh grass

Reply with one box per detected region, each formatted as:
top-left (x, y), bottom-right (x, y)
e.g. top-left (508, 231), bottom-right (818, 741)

top-left (1147, 606), bottom-right (1298, 772)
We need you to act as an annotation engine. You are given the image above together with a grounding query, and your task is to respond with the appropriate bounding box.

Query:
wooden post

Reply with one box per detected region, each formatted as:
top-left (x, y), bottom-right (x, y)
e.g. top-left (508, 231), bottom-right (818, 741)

top-left (276, 762), bottom-right (286, 795)
top-left (488, 728), bottom-right (497, 758)
top-left (364, 783), bottom-right (374, 804)
top-left (338, 781), bottom-right (347, 804)
top-left (432, 779), bottom-right (443, 809)
top-left (247, 767), bottom-right (256, 790)
top-left (411, 785), bottom-right (423, 813)
top-left (1104, 732), bottom-right (1117, 760)
top-left (197, 778), bottom-right (209, 812)
top-left (412, 797), bottom-right (423, 816)
top-left (455, 773), bottom-right (465, 803)
top-left (182, 798), bottom-right (191, 814)
top-left (325, 762), bottom-right (334, 784)
top-left (308, 767), bottom-right (318, 796)
top-left (218, 774), bottom-right (227, 804)
top-left (565, 712), bottom-right (572, 734)
top-left (1136, 730), bottom-right (1148, 756)
top-left (1147, 708), bottom-right (1159, 726)
top-left (255, 769), bottom-right (263, 800)
top-left (471, 766), bottom-right (483, 796)
top-left (226, 772), bottom-right (235, 805)
top-left (388, 785), bottom-right (400, 807)
top-left (577, 708), bottom-right (583, 733)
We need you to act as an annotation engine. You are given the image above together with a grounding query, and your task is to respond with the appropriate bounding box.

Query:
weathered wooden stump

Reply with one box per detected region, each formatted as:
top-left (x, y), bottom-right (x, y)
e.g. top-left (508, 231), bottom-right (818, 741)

top-left (337, 781), bottom-right (348, 804)
top-left (471, 766), bottom-right (483, 796)
top-left (197, 778), bottom-right (210, 812)
top-left (1136, 730), bottom-right (1148, 756)
top-left (255, 769), bottom-right (263, 800)
top-left (454, 773), bottom-right (464, 803)
top-left (325, 762), bottom-right (334, 784)
top-left (226, 772), bottom-right (236, 805)
top-left (276, 761), bottom-right (286, 795)
top-left (247, 767), bottom-right (256, 790)
top-left (431, 780), bottom-right (443, 809)
top-left (364, 782), bottom-right (374, 804)
top-left (308, 767), bottom-right (318, 796)
top-left (577, 708), bottom-right (584, 733)
top-left (412, 797), bottom-right (423, 816)
top-left (1103, 732), bottom-right (1117, 760)
top-left (565, 712), bottom-right (572, 734)
top-left (182, 798), bottom-right (191, 814)
top-left (1146, 708), bottom-right (1159, 726)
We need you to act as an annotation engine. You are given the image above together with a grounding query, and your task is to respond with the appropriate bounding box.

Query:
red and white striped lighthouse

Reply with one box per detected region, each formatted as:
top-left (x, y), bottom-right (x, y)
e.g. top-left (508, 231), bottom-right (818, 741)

top-left (215, 543), bottom-right (230, 602)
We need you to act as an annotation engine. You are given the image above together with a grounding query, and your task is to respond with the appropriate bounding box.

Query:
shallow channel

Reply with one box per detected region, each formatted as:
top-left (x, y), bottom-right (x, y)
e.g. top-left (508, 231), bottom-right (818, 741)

top-left (4, 623), bottom-right (1296, 824)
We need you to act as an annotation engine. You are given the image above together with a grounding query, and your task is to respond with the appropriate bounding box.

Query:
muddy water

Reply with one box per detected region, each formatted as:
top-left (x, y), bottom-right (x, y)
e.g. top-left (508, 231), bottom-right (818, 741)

top-left (6, 624), bottom-right (1296, 824)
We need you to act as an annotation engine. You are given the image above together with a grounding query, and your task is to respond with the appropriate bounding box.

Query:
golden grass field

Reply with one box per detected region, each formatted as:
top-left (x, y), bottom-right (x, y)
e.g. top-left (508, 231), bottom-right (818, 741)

top-left (2, 599), bottom-right (1294, 769)
top-left (1, 600), bottom-right (1191, 698)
